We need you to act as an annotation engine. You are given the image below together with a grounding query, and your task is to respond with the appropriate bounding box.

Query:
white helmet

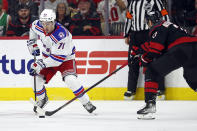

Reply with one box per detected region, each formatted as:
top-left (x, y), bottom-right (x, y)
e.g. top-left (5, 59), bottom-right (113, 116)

top-left (40, 9), bottom-right (56, 22)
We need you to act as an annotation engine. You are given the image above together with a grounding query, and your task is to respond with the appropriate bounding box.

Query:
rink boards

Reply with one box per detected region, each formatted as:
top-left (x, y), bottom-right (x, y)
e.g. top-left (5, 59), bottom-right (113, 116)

top-left (0, 38), bottom-right (196, 100)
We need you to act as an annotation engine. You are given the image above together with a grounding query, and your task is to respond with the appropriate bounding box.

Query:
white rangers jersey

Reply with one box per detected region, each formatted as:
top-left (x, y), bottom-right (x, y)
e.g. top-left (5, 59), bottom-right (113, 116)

top-left (97, 0), bottom-right (127, 23)
top-left (30, 20), bottom-right (75, 68)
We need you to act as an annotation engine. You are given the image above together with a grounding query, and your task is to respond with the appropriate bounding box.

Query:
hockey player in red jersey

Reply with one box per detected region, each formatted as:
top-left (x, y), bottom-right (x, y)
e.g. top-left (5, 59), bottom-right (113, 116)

top-left (27, 9), bottom-right (96, 114)
top-left (137, 10), bottom-right (197, 119)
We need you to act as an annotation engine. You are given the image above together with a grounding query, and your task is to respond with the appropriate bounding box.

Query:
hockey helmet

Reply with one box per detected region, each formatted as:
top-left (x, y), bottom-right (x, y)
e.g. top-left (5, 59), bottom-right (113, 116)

top-left (40, 9), bottom-right (56, 22)
top-left (145, 10), bottom-right (162, 25)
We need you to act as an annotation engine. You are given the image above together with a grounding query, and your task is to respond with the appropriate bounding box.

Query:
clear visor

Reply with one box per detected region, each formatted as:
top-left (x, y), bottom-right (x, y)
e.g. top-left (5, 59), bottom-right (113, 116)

top-left (41, 21), bottom-right (54, 27)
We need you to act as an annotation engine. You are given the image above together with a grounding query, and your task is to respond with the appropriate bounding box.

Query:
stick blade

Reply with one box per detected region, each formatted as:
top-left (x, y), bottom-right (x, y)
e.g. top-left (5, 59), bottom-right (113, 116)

top-left (30, 98), bottom-right (46, 116)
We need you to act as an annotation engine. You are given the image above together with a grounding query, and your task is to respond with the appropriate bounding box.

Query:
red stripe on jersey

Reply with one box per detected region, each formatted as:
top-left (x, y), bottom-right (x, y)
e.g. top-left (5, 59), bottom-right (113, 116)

top-left (132, 45), bottom-right (139, 51)
top-left (33, 44), bottom-right (38, 47)
top-left (52, 55), bottom-right (65, 60)
top-left (141, 42), bottom-right (149, 52)
top-left (168, 37), bottom-right (197, 49)
top-left (149, 42), bottom-right (165, 51)
top-left (149, 48), bottom-right (161, 54)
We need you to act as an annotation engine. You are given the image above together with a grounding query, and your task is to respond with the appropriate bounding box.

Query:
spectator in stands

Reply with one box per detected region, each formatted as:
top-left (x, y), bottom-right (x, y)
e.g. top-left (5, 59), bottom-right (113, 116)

top-left (69, 0), bottom-right (102, 36)
top-left (171, 0), bottom-right (194, 27)
top-left (6, 4), bottom-right (37, 36)
top-left (56, 2), bottom-right (71, 30)
top-left (2, 0), bottom-right (8, 12)
top-left (185, 0), bottom-right (197, 36)
top-left (0, 0), bottom-right (11, 36)
top-left (32, 0), bottom-right (47, 6)
top-left (97, 0), bottom-right (127, 35)
top-left (8, 0), bottom-right (38, 19)
top-left (39, 0), bottom-right (68, 13)
top-left (67, 0), bottom-right (101, 9)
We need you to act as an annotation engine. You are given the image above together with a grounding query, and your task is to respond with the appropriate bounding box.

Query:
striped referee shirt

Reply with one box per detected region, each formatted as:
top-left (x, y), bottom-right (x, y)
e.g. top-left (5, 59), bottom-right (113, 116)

top-left (124, 0), bottom-right (169, 37)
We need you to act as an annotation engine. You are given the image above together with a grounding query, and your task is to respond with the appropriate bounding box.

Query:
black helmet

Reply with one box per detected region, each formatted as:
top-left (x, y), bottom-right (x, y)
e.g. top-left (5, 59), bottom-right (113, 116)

top-left (145, 10), bottom-right (162, 25)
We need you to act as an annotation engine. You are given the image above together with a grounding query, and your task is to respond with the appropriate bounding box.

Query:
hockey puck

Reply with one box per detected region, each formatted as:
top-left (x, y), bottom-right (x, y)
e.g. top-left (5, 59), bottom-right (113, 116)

top-left (39, 116), bottom-right (45, 118)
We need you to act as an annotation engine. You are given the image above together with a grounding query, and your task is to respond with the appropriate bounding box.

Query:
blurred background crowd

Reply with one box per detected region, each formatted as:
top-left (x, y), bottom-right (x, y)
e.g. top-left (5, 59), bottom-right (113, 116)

top-left (0, 0), bottom-right (196, 37)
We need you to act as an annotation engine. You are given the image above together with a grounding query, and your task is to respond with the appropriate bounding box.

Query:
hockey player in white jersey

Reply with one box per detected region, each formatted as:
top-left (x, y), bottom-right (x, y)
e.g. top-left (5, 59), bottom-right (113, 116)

top-left (27, 9), bottom-right (96, 114)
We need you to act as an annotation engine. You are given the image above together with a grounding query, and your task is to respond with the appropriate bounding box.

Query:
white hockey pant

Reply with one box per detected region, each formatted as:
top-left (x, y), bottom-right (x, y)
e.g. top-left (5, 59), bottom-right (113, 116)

top-left (64, 75), bottom-right (90, 105)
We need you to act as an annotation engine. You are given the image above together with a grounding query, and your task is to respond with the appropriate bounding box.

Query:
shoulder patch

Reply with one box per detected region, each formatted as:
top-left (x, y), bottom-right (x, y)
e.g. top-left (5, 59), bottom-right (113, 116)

top-left (50, 23), bottom-right (68, 43)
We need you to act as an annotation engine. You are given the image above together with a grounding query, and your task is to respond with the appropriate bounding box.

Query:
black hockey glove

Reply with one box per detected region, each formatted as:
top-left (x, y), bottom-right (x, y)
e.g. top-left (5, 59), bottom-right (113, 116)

top-left (139, 53), bottom-right (153, 67)
top-left (128, 45), bottom-right (142, 66)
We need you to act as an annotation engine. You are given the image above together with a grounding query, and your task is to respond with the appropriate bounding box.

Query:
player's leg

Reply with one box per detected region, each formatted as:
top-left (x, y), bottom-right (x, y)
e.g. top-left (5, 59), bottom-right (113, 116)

top-left (124, 57), bottom-right (140, 100)
top-left (156, 76), bottom-right (165, 100)
top-left (33, 67), bottom-right (57, 112)
top-left (64, 75), bottom-right (96, 113)
top-left (183, 47), bottom-right (197, 92)
top-left (32, 75), bottom-right (48, 113)
top-left (137, 68), bottom-right (157, 119)
top-left (61, 60), bottom-right (96, 113)
top-left (138, 50), bottom-right (184, 119)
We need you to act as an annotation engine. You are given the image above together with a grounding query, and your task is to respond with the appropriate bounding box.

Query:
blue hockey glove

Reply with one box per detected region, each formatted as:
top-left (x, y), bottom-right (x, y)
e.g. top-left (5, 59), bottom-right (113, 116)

top-left (27, 39), bottom-right (40, 56)
top-left (29, 59), bottom-right (46, 76)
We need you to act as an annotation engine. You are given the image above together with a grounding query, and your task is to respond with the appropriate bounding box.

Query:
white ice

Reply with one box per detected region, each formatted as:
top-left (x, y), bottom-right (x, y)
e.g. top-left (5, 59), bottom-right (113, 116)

top-left (0, 100), bottom-right (197, 131)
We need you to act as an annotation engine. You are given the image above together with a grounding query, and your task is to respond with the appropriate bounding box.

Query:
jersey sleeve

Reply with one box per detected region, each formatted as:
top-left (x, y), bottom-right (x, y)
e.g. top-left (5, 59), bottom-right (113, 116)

top-left (43, 34), bottom-right (75, 67)
top-left (141, 25), bottom-right (168, 58)
top-left (29, 20), bottom-right (39, 41)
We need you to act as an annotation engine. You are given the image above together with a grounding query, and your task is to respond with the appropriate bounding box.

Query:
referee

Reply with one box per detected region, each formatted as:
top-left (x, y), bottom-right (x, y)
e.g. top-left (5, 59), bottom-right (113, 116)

top-left (123, 0), bottom-right (169, 100)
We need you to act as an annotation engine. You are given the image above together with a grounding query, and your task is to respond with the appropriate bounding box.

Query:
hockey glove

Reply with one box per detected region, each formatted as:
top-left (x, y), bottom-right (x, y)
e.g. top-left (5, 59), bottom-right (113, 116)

top-left (128, 45), bottom-right (142, 66)
top-left (29, 59), bottom-right (46, 76)
top-left (139, 53), bottom-right (153, 67)
top-left (27, 39), bottom-right (40, 56)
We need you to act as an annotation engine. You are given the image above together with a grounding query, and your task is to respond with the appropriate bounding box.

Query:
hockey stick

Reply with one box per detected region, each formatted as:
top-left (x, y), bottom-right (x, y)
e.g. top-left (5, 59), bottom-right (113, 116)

top-left (39, 62), bottom-right (128, 116)
top-left (33, 55), bottom-right (37, 101)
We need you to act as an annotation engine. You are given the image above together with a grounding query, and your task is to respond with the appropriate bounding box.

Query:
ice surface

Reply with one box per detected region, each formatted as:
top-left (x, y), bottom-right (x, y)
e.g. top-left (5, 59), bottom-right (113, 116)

top-left (0, 101), bottom-right (196, 131)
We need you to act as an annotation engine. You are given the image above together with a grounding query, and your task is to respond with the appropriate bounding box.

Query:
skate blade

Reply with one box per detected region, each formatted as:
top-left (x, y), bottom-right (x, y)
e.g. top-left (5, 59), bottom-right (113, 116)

top-left (124, 95), bottom-right (135, 100)
top-left (30, 98), bottom-right (46, 116)
top-left (137, 113), bottom-right (155, 120)
top-left (156, 95), bottom-right (165, 101)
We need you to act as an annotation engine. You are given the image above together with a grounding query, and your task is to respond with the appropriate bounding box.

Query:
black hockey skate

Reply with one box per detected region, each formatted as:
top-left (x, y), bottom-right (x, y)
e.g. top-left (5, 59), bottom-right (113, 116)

top-left (124, 91), bottom-right (136, 100)
top-left (83, 101), bottom-right (96, 113)
top-left (137, 100), bottom-right (156, 120)
top-left (33, 95), bottom-right (48, 113)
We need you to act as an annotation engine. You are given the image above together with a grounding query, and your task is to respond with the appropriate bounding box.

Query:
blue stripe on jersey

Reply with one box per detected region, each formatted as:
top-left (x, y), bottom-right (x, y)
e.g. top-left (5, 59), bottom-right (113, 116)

top-left (50, 54), bottom-right (67, 62)
top-left (35, 21), bottom-right (44, 33)
top-left (71, 46), bottom-right (76, 55)
top-left (35, 26), bottom-right (44, 33)
top-left (49, 35), bottom-right (58, 43)
top-left (50, 55), bottom-right (63, 62)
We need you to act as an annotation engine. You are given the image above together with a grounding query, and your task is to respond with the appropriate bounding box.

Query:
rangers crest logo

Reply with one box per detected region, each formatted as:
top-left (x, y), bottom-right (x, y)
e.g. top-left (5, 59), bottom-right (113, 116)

top-left (58, 32), bottom-right (65, 38)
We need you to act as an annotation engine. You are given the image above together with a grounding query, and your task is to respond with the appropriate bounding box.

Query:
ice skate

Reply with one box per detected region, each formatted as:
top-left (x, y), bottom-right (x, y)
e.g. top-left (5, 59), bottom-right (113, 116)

top-left (137, 100), bottom-right (156, 120)
top-left (33, 95), bottom-right (48, 113)
top-left (156, 90), bottom-right (165, 101)
top-left (124, 91), bottom-right (136, 100)
top-left (83, 101), bottom-right (96, 113)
